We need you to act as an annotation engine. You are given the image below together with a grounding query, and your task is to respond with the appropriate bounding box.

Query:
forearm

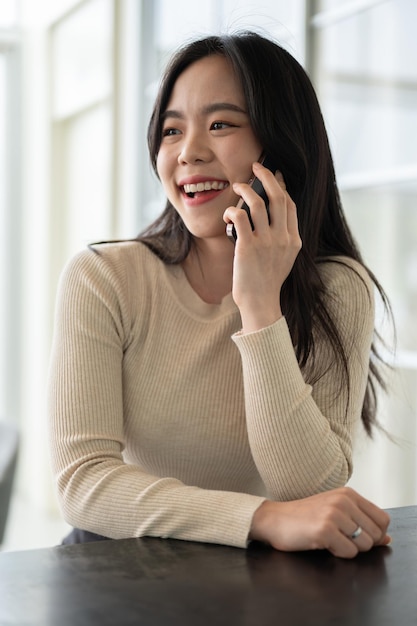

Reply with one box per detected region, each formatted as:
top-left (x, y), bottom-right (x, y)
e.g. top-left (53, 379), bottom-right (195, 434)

top-left (233, 317), bottom-right (355, 499)
top-left (51, 436), bottom-right (265, 547)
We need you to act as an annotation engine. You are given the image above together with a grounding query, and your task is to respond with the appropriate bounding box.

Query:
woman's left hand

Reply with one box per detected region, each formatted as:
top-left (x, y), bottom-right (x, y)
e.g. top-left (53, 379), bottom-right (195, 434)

top-left (223, 161), bottom-right (302, 333)
top-left (249, 487), bottom-right (391, 558)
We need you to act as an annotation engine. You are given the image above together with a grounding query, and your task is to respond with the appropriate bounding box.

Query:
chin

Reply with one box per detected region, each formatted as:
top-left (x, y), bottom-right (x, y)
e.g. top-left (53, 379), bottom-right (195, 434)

top-left (187, 226), bottom-right (228, 241)
top-left (180, 215), bottom-right (225, 238)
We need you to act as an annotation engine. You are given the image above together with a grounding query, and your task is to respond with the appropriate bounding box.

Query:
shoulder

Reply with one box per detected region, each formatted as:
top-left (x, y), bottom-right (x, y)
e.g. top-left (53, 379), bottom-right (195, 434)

top-left (60, 241), bottom-right (162, 287)
top-left (319, 256), bottom-right (375, 346)
top-left (56, 242), bottom-right (166, 320)
top-left (317, 256), bottom-right (374, 303)
top-left (55, 242), bottom-right (166, 335)
top-left (316, 256), bottom-right (375, 336)
top-left (75, 240), bottom-right (161, 271)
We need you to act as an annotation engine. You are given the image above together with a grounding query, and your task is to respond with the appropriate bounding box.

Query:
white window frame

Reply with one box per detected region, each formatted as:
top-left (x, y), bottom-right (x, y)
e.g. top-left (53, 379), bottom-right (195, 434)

top-left (0, 25), bottom-right (22, 425)
top-left (307, 0), bottom-right (417, 507)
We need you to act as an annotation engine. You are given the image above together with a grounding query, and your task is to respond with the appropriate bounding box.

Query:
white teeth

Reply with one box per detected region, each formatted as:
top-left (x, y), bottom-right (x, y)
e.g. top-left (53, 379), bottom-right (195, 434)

top-left (183, 181), bottom-right (228, 193)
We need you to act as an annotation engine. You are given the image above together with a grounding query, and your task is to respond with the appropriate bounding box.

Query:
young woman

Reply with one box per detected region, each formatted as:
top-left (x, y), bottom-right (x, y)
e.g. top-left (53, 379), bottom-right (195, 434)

top-left (48, 31), bottom-right (391, 558)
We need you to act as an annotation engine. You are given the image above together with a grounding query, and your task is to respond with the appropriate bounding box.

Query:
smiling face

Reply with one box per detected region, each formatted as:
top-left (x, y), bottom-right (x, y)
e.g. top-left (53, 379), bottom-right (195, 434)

top-left (156, 54), bottom-right (263, 242)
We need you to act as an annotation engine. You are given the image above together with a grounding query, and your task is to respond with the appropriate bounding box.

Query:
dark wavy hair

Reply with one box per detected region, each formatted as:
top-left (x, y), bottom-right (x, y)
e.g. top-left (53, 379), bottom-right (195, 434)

top-left (125, 31), bottom-right (392, 435)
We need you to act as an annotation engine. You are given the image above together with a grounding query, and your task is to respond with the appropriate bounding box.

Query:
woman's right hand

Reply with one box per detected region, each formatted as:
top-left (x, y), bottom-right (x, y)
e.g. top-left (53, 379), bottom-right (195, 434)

top-left (223, 162), bottom-right (301, 334)
top-left (249, 487), bottom-right (391, 559)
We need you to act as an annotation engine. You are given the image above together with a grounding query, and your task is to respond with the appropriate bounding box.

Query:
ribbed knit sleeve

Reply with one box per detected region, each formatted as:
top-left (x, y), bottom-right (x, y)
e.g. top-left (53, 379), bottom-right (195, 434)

top-left (48, 245), bottom-right (265, 548)
top-left (232, 258), bottom-right (374, 500)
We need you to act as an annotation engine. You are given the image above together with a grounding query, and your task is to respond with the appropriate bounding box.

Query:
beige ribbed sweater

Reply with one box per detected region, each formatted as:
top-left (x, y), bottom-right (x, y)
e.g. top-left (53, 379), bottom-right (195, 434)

top-left (48, 242), bottom-right (374, 548)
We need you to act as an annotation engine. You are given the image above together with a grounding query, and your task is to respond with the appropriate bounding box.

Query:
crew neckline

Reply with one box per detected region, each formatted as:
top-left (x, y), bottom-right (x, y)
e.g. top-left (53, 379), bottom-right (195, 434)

top-left (163, 263), bottom-right (238, 322)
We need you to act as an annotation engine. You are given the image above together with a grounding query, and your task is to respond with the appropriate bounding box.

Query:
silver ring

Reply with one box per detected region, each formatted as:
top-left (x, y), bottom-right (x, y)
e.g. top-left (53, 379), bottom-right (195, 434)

top-left (351, 526), bottom-right (362, 540)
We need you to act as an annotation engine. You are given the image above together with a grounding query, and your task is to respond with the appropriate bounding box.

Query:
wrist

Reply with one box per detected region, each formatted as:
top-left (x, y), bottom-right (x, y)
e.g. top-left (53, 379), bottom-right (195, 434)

top-left (240, 309), bottom-right (282, 335)
top-left (249, 500), bottom-right (277, 543)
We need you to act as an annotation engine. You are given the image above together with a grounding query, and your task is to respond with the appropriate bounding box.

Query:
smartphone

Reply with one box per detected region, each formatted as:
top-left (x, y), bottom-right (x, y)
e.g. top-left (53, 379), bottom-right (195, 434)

top-left (226, 153), bottom-right (278, 243)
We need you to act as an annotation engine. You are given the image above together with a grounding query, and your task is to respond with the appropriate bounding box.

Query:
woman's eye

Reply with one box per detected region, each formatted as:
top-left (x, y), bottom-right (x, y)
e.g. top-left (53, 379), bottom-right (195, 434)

top-left (211, 121), bottom-right (232, 131)
top-left (162, 128), bottom-right (180, 137)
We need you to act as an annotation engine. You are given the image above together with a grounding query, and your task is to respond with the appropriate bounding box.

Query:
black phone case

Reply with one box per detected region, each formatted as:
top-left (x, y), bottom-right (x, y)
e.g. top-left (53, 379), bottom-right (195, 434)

top-left (226, 153), bottom-right (277, 242)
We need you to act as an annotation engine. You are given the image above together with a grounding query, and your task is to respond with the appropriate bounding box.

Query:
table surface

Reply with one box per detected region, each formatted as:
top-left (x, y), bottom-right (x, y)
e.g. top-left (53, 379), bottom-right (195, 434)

top-left (0, 505), bottom-right (416, 626)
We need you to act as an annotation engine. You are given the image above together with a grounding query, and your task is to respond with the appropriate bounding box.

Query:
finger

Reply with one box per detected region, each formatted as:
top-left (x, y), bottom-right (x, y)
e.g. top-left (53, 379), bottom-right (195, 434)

top-left (378, 534), bottom-right (392, 547)
top-left (336, 488), bottom-right (391, 540)
top-left (255, 167), bottom-right (291, 233)
top-left (356, 492), bottom-right (390, 520)
top-left (285, 200), bottom-right (302, 250)
top-left (223, 203), bottom-right (255, 243)
top-left (337, 498), bottom-right (390, 549)
top-left (347, 526), bottom-right (374, 553)
top-left (231, 182), bottom-right (271, 235)
top-left (272, 173), bottom-right (298, 238)
top-left (339, 511), bottom-right (383, 547)
top-left (355, 497), bottom-right (391, 541)
top-left (274, 170), bottom-right (287, 191)
top-left (326, 529), bottom-right (359, 559)
top-left (319, 510), bottom-right (372, 556)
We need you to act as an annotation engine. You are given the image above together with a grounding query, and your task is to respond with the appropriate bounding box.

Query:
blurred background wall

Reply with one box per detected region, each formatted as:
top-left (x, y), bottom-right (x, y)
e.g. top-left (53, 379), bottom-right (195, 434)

top-left (1, 0), bottom-right (416, 550)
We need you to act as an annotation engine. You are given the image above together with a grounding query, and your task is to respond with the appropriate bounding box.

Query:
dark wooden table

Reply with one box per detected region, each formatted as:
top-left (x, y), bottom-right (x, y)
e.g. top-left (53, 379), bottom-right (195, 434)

top-left (0, 506), bottom-right (416, 625)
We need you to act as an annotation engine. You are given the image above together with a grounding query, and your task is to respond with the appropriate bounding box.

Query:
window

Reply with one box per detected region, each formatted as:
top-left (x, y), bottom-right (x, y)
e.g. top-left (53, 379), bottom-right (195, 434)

top-left (0, 0), bottom-right (21, 423)
top-left (0, 0), bottom-right (18, 28)
top-left (50, 0), bottom-right (114, 264)
top-left (310, 0), bottom-right (417, 506)
top-left (0, 53), bottom-right (7, 417)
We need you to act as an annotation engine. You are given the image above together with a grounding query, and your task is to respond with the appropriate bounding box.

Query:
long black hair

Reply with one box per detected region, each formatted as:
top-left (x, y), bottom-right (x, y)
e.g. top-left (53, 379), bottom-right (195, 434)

top-left (134, 31), bottom-right (392, 435)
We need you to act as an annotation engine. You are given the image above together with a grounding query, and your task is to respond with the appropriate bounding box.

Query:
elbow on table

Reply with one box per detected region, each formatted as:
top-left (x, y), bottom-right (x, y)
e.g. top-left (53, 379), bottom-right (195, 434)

top-left (265, 456), bottom-right (351, 502)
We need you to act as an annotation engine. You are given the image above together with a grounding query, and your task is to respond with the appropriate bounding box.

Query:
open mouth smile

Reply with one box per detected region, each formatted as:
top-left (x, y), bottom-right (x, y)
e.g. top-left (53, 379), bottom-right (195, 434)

top-left (181, 180), bottom-right (229, 198)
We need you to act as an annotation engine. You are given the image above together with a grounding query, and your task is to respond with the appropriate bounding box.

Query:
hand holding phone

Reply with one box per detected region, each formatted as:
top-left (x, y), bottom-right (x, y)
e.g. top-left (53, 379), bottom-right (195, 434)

top-left (226, 153), bottom-right (278, 243)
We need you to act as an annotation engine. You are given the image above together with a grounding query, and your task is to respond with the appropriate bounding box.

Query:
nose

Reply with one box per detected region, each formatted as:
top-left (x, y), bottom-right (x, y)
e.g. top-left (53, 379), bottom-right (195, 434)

top-left (177, 130), bottom-right (213, 165)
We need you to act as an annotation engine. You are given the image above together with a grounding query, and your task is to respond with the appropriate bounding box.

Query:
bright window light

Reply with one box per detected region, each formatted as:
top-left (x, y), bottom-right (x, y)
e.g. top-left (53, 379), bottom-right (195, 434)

top-left (0, 0), bottom-right (18, 27)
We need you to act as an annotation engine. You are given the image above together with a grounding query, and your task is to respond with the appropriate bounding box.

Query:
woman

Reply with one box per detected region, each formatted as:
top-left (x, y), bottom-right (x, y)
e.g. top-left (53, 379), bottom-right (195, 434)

top-left (48, 31), bottom-right (391, 558)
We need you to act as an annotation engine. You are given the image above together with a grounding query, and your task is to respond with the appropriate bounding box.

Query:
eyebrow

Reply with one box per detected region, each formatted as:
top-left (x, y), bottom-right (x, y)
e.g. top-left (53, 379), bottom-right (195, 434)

top-left (162, 102), bottom-right (247, 121)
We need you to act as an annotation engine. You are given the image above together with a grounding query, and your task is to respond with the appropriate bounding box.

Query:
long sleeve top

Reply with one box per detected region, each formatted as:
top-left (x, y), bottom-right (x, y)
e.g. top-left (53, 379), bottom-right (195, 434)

top-left (48, 241), bottom-right (374, 548)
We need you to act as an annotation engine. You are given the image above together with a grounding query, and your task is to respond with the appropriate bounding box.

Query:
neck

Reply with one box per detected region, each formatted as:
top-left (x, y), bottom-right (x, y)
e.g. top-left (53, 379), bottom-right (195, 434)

top-left (182, 237), bottom-right (234, 304)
